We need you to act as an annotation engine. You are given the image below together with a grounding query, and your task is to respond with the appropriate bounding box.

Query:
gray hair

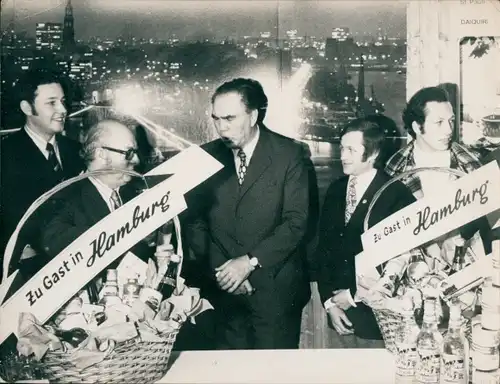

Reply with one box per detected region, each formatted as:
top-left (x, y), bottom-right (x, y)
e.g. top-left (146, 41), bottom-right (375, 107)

top-left (79, 119), bottom-right (122, 166)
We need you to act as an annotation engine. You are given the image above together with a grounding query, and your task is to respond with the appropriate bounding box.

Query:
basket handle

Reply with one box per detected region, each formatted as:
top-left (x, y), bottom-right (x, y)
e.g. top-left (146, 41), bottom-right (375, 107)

top-left (363, 167), bottom-right (466, 233)
top-left (2, 169), bottom-right (148, 283)
top-left (171, 215), bottom-right (184, 283)
top-left (362, 167), bottom-right (467, 273)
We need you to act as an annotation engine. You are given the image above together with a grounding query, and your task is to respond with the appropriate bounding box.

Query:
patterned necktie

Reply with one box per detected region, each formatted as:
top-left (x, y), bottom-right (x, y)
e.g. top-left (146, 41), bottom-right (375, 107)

top-left (237, 149), bottom-right (247, 186)
top-left (345, 176), bottom-right (358, 224)
top-left (110, 190), bottom-right (122, 210)
top-left (46, 142), bottom-right (62, 174)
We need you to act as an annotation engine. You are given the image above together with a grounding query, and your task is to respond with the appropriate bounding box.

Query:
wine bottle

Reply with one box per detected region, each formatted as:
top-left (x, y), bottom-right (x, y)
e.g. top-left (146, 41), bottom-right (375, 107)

top-left (158, 253), bottom-right (180, 299)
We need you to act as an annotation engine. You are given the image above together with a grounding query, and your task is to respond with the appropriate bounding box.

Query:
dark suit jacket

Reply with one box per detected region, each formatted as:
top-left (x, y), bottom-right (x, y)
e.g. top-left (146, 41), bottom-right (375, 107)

top-left (1, 128), bottom-right (84, 276)
top-left (316, 170), bottom-right (416, 339)
top-left (41, 179), bottom-right (154, 265)
top-left (185, 127), bottom-right (311, 313)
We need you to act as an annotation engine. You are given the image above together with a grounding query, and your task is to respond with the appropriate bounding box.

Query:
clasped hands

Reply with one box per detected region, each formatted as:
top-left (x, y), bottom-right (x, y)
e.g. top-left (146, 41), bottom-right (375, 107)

top-left (215, 255), bottom-right (255, 295)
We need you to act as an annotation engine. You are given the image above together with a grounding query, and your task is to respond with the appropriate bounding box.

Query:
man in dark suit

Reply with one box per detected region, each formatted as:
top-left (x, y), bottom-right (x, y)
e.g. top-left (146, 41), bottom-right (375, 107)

top-left (40, 119), bottom-right (157, 301)
top-left (185, 78), bottom-right (311, 349)
top-left (40, 120), bottom-right (143, 258)
top-left (316, 117), bottom-right (418, 348)
top-left (1, 69), bottom-right (84, 280)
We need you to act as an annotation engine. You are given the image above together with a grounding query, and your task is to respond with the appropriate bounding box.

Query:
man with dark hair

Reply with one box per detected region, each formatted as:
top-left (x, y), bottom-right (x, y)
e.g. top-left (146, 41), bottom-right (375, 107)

top-left (386, 86), bottom-right (490, 265)
top-left (316, 117), bottom-right (418, 348)
top-left (185, 77), bottom-right (311, 349)
top-left (0, 68), bottom-right (84, 279)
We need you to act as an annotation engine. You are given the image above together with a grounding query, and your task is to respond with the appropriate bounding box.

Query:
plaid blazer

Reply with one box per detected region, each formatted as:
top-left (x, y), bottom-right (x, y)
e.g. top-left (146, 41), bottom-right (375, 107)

top-left (385, 141), bottom-right (482, 198)
top-left (385, 141), bottom-right (484, 267)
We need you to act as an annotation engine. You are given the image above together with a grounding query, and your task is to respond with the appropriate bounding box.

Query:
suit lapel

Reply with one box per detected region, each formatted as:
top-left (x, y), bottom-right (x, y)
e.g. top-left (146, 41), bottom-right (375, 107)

top-left (19, 129), bottom-right (52, 170)
top-left (80, 179), bottom-right (112, 226)
top-left (238, 129), bottom-right (272, 201)
top-left (347, 170), bottom-right (386, 230)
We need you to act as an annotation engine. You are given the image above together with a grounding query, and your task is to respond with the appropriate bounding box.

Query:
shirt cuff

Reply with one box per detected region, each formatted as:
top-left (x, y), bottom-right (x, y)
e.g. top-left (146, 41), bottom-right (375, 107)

top-left (346, 289), bottom-right (357, 307)
top-left (323, 289), bottom-right (358, 310)
top-left (324, 297), bottom-right (336, 310)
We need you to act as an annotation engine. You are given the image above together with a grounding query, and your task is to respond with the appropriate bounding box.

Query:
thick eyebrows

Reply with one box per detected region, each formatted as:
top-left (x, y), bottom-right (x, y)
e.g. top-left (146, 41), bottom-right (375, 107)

top-left (211, 113), bottom-right (235, 120)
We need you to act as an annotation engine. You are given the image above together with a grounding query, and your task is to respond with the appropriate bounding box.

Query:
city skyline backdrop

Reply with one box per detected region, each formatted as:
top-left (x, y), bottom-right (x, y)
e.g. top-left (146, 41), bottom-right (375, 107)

top-left (1, 0), bottom-right (406, 40)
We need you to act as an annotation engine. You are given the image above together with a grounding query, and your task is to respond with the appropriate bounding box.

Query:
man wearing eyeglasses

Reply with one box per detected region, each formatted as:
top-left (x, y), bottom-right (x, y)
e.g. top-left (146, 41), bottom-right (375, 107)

top-left (41, 120), bottom-right (146, 298)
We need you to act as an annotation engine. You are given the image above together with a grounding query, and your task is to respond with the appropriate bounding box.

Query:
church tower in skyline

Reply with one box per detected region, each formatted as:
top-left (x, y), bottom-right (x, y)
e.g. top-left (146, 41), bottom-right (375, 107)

top-left (63, 0), bottom-right (76, 52)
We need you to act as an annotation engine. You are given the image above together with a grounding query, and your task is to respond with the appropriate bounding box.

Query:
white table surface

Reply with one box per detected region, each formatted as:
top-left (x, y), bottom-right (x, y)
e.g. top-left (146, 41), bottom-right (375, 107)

top-left (159, 349), bottom-right (396, 384)
top-left (2, 349), bottom-right (396, 384)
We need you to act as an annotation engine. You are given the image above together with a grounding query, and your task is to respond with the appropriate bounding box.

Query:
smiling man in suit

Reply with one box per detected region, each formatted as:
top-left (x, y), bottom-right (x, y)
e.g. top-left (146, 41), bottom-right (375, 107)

top-left (316, 117), bottom-right (418, 348)
top-left (1, 69), bottom-right (84, 279)
top-left (185, 78), bottom-right (311, 349)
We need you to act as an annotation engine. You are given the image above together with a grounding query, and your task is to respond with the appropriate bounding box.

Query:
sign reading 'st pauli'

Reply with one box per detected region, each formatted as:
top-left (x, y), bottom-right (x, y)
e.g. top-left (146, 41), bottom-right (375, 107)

top-left (0, 145), bottom-right (223, 346)
top-left (356, 161), bottom-right (500, 274)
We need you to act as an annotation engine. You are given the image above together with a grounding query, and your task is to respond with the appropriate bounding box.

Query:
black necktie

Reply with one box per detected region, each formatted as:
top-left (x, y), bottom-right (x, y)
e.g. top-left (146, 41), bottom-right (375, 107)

top-left (237, 149), bottom-right (247, 186)
top-left (46, 143), bottom-right (62, 175)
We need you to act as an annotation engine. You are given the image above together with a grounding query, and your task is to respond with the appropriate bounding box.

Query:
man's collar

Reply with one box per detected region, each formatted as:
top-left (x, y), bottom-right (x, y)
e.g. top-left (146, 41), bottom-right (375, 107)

top-left (24, 124), bottom-right (56, 147)
top-left (88, 174), bottom-right (115, 198)
top-left (350, 168), bottom-right (377, 183)
top-left (233, 126), bottom-right (260, 159)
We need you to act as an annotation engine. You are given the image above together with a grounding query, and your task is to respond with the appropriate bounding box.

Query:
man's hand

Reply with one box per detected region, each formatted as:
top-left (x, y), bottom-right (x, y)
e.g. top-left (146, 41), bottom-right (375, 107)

top-left (327, 306), bottom-right (353, 335)
top-left (215, 255), bottom-right (254, 293)
top-left (233, 280), bottom-right (255, 295)
top-left (332, 289), bottom-right (354, 311)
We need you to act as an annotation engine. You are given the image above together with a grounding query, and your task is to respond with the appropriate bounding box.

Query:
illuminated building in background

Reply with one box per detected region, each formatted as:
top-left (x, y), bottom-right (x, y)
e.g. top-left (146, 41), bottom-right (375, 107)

top-left (325, 27), bottom-right (357, 65)
top-left (35, 23), bottom-right (63, 51)
top-left (286, 30), bottom-right (298, 40)
top-left (63, 0), bottom-right (76, 52)
top-left (260, 32), bottom-right (271, 39)
top-left (69, 60), bottom-right (93, 81)
top-left (331, 27), bottom-right (351, 41)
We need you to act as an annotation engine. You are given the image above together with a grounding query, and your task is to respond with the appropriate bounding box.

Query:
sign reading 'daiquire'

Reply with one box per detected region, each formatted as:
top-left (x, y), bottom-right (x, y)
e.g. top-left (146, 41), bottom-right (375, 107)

top-left (356, 161), bottom-right (500, 274)
top-left (0, 145), bottom-right (223, 345)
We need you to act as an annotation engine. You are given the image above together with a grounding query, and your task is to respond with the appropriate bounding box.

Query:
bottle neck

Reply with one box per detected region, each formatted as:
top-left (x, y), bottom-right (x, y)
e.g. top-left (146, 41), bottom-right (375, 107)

top-left (422, 299), bottom-right (438, 327)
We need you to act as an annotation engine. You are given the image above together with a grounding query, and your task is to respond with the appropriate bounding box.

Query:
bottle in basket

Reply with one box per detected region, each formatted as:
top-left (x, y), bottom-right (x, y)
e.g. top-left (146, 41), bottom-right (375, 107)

top-left (440, 300), bottom-right (467, 384)
top-left (123, 276), bottom-right (140, 306)
top-left (470, 326), bottom-right (500, 384)
top-left (394, 298), bottom-right (419, 382)
top-left (98, 269), bottom-right (122, 306)
top-left (449, 237), bottom-right (467, 276)
top-left (416, 297), bottom-right (443, 384)
top-left (158, 253), bottom-right (180, 299)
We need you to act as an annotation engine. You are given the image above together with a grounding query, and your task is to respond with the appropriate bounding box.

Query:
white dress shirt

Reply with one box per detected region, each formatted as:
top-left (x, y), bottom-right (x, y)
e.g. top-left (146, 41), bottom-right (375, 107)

top-left (88, 176), bottom-right (122, 212)
top-left (324, 168), bottom-right (377, 310)
top-left (413, 145), bottom-right (451, 196)
top-left (232, 127), bottom-right (260, 171)
top-left (24, 125), bottom-right (62, 167)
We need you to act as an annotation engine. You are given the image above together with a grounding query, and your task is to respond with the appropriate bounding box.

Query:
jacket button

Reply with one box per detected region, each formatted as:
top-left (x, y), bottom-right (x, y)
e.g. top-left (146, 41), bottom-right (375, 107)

top-left (339, 233), bottom-right (344, 237)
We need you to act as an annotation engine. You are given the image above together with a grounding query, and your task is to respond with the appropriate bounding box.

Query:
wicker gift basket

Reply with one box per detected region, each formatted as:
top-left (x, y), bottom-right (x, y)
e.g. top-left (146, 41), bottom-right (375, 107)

top-left (361, 167), bottom-right (481, 354)
top-left (0, 169), bottom-right (187, 383)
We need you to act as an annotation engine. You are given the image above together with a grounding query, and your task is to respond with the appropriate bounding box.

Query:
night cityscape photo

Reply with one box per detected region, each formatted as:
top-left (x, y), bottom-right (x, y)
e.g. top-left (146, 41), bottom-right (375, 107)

top-left (1, 0), bottom-right (408, 154)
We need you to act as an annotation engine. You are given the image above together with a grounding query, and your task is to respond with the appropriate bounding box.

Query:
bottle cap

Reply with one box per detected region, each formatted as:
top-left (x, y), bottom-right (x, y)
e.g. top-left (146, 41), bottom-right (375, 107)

top-left (106, 269), bottom-right (118, 282)
top-left (453, 236), bottom-right (465, 247)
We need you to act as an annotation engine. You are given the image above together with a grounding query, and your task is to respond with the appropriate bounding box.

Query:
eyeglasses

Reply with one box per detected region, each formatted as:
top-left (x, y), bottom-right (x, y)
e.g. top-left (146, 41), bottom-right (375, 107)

top-left (101, 146), bottom-right (138, 161)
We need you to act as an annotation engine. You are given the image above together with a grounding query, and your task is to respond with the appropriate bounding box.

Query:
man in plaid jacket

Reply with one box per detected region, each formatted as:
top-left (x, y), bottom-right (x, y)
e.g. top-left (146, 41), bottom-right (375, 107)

top-left (385, 86), bottom-right (491, 269)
